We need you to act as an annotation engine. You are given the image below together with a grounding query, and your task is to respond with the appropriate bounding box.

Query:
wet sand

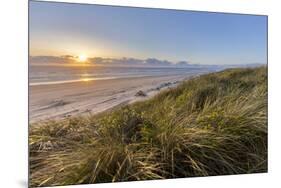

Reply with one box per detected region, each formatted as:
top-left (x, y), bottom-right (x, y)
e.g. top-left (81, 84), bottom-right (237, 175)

top-left (29, 75), bottom-right (189, 123)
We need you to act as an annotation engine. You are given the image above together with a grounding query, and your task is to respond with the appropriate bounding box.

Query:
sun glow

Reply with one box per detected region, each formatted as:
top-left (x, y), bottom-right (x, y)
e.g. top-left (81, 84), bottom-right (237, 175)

top-left (77, 54), bottom-right (88, 62)
top-left (81, 78), bottom-right (90, 82)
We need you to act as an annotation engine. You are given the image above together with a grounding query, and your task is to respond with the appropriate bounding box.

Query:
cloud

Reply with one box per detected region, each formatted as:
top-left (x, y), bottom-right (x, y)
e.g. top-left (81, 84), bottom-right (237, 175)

top-left (144, 58), bottom-right (172, 66)
top-left (29, 55), bottom-right (75, 64)
top-left (176, 61), bottom-right (190, 66)
top-left (30, 55), bottom-right (191, 67)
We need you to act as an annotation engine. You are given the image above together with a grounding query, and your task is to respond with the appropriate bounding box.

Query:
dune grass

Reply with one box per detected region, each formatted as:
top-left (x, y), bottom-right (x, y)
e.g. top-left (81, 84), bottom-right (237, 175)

top-left (29, 66), bottom-right (267, 187)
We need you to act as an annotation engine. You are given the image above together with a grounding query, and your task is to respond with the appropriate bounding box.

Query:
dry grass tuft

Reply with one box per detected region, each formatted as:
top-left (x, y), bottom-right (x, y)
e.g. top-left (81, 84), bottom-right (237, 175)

top-left (29, 67), bottom-right (267, 187)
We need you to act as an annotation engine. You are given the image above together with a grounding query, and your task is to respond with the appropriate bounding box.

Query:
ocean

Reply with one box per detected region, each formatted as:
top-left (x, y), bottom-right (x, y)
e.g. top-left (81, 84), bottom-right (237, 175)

top-left (29, 64), bottom-right (211, 86)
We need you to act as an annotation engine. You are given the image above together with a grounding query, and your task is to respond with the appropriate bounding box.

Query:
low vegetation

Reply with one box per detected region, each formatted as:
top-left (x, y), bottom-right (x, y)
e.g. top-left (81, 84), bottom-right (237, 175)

top-left (29, 67), bottom-right (267, 187)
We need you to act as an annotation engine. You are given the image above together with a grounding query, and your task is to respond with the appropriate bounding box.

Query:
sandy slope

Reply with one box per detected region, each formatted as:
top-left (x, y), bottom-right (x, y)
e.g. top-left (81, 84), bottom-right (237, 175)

top-left (29, 75), bottom-right (189, 123)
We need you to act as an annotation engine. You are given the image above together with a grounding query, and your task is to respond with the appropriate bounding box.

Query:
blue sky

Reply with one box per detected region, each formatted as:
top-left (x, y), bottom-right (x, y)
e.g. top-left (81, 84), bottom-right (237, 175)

top-left (29, 1), bottom-right (267, 65)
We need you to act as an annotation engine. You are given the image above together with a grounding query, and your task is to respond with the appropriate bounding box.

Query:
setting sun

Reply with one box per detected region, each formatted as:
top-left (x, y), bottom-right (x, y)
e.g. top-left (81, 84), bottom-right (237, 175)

top-left (78, 54), bottom-right (88, 62)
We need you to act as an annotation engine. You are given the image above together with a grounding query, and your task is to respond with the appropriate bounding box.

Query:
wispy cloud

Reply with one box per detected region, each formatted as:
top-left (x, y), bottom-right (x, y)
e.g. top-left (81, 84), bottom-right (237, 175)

top-left (30, 55), bottom-right (191, 67)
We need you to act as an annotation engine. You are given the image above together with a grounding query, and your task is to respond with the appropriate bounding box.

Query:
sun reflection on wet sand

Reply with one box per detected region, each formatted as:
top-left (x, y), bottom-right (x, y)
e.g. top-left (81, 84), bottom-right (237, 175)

top-left (81, 78), bottom-right (90, 82)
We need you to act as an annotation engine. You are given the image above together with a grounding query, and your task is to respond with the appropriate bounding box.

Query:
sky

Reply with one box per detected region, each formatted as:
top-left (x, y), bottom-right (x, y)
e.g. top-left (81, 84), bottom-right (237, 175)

top-left (29, 1), bottom-right (267, 65)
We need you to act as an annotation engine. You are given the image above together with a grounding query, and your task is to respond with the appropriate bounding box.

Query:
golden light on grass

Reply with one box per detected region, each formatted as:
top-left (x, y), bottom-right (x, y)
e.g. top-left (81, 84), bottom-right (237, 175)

top-left (29, 67), bottom-right (267, 187)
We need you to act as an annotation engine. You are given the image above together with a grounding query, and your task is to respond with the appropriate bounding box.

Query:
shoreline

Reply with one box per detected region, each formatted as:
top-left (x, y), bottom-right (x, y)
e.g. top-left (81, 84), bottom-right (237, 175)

top-left (30, 74), bottom-right (170, 86)
top-left (29, 74), bottom-right (195, 123)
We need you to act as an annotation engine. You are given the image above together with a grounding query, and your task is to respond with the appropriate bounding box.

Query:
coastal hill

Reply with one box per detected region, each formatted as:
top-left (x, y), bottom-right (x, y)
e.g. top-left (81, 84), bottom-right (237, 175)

top-left (29, 66), bottom-right (267, 187)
